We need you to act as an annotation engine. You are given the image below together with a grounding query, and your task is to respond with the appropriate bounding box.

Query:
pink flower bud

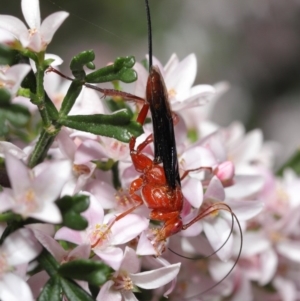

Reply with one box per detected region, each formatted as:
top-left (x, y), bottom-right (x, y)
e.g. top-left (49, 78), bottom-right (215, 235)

top-left (214, 161), bottom-right (235, 187)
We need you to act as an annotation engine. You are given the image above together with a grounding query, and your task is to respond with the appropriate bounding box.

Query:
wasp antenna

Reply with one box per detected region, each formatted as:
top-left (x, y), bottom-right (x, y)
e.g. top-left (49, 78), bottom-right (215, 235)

top-left (167, 204), bottom-right (236, 260)
top-left (182, 211), bottom-right (243, 300)
top-left (144, 0), bottom-right (153, 69)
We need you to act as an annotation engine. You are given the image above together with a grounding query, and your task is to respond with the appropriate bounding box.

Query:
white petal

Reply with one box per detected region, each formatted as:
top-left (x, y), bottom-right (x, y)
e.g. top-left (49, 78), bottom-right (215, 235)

top-left (55, 227), bottom-right (84, 245)
top-left (33, 230), bottom-right (66, 262)
top-left (21, 0), bottom-right (41, 29)
top-left (29, 198), bottom-right (61, 223)
top-left (44, 53), bottom-right (63, 66)
top-left (205, 176), bottom-right (225, 201)
top-left (40, 11), bottom-right (69, 44)
top-left (231, 129), bottom-right (263, 164)
top-left (165, 53), bottom-right (197, 98)
top-left (3, 228), bottom-right (42, 265)
top-left (0, 273), bottom-right (34, 301)
top-left (182, 178), bottom-right (203, 208)
top-left (203, 218), bottom-right (233, 261)
top-left (273, 276), bottom-right (297, 301)
top-left (120, 247), bottom-right (140, 274)
top-left (110, 214), bottom-right (149, 245)
top-left (0, 15), bottom-right (27, 38)
top-left (96, 280), bottom-right (122, 301)
top-left (6, 64), bottom-right (31, 94)
top-left (277, 240), bottom-right (300, 262)
top-left (33, 160), bottom-right (72, 203)
top-left (241, 231), bottom-right (271, 256)
top-left (95, 247), bottom-right (123, 270)
top-left (5, 152), bottom-right (31, 197)
top-left (122, 290), bottom-right (139, 301)
top-left (0, 28), bottom-right (15, 43)
top-left (164, 53), bottom-right (179, 75)
top-left (133, 62), bottom-right (148, 98)
top-left (225, 199), bottom-right (263, 221)
top-left (225, 174), bottom-right (264, 199)
top-left (0, 189), bottom-right (14, 212)
top-left (130, 262), bottom-right (181, 289)
top-left (259, 248), bottom-right (278, 285)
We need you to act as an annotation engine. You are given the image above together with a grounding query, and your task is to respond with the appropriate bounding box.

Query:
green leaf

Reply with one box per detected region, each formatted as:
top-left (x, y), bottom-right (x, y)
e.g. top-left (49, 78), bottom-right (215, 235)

top-left (0, 88), bottom-right (11, 105)
top-left (60, 278), bottom-right (95, 301)
top-left (105, 98), bottom-right (134, 114)
top-left (277, 149), bottom-right (300, 176)
top-left (56, 194), bottom-right (90, 230)
top-left (85, 56), bottom-right (137, 83)
top-left (70, 50), bottom-right (95, 80)
top-left (0, 44), bottom-right (15, 65)
top-left (59, 259), bottom-right (112, 286)
top-left (37, 249), bottom-right (60, 277)
top-left (37, 275), bottom-right (61, 301)
top-left (59, 81), bottom-right (83, 116)
top-left (45, 93), bottom-right (59, 120)
top-left (0, 102), bottom-right (30, 136)
top-left (58, 109), bottom-right (143, 143)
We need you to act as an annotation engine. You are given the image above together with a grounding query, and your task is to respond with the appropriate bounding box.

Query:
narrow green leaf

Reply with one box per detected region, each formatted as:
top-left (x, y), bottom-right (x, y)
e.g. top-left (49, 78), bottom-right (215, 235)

top-left (85, 56), bottom-right (137, 83)
top-left (70, 50), bottom-right (95, 80)
top-left (60, 278), bottom-right (95, 301)
top-left (45, 93), bottom-right (59, 120)
top-left (59, 81), bottom-right (83, 116)
top-left (37, 249), bottom-right (60, 277)
top-left (59, 259), bottom-right (112, 286)
top-left (58, 110), bottom-right (143, 143)
top-left (37, 275), bottom-right (61, 301)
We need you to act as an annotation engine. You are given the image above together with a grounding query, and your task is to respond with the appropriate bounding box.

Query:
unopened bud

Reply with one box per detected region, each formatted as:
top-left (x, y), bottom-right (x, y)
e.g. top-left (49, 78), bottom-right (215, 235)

top-left (214, 161), bottom-right (235, 187)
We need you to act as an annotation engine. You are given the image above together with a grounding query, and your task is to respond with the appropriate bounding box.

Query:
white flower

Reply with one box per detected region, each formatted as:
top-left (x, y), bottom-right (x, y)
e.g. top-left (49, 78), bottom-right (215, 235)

top-left (0, 0), bottom-right (69, 52)
top-left (0, 64), bottom-right (31, 96)
top-left (0, 228), bottom-right (42, 301)
top-left (0, 153), bottom-right (72, 223)
top-left (97, 247), bottom-right (181, 301)
top-left (134, 53), bottom-right (215, 111)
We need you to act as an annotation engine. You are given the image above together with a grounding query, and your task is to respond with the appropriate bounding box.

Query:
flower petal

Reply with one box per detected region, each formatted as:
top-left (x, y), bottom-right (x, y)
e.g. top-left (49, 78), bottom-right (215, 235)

top-left (3, 228), bottom-right (42, 265)
top-left (0, 273), bottom-right (34, 301)
top-left (96, 280), bottom-right (122, 301)
top-left (182, 177), bottom-right (203, 208)
top-left (40, 11), bottom-right (69, 44)
top-left (0, 15), bottom-right (27, 39)
top-left (95, 247), bottom-right (123, 270)
top-left (130, 262), bottom-right (181, 289)
top-left (21, 0), bottom-right (41, 29)
top-left (203, 218), bottom-right (233, 261)
top-left (33, 230), bottom-right (66, 262)
top-left (120, 247), bottom-right (140, 274)
top-left (5, 153), bottom-right (31, 198)
top-left (110, 214), bottom-right (149, 245)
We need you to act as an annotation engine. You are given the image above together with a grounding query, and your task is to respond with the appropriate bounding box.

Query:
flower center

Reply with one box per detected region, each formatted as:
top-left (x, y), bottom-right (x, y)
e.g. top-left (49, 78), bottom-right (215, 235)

top-left (0, 253), bottom-right (11, 277)
top-left (28, 28), bottom-right (38, 37)
top-left (113, 271), bottom-right (134, 291)
top-left (16, 188), bottom-right (38, 215)
top-left (89, 224), bottom-right (111, 249)
top-left (73, 164), bottom-right (91, 176)
top-left (168, 88), bottom-right (177, 99)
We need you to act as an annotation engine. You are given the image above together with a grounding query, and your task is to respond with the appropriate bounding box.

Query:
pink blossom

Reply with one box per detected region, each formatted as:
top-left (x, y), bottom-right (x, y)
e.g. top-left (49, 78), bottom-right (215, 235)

top-left (0, 0), bottom-right (69, 52)
top-left (97, 247), bottom-right (181, 301)
top-left (0, 228), bottom-right (42, 301)
top-left (55, 193), bottom-right (149, 270)
top-left (0, 153), bottom-right (72, 222)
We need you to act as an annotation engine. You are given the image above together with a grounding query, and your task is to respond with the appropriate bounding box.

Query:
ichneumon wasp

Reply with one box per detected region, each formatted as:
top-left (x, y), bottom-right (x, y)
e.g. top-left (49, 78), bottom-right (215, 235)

top-left (49, 0), bottom-right (243, 298)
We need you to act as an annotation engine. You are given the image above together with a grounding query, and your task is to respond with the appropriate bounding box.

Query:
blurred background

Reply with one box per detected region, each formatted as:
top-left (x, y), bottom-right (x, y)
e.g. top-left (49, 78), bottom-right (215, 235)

top-left (3, 0), bottom-right (300, 167)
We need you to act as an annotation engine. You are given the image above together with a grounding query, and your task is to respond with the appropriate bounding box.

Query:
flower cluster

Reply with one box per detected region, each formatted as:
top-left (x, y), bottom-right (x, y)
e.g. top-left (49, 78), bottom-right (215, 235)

top-left (0, 1), bottom-right (299, 301)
